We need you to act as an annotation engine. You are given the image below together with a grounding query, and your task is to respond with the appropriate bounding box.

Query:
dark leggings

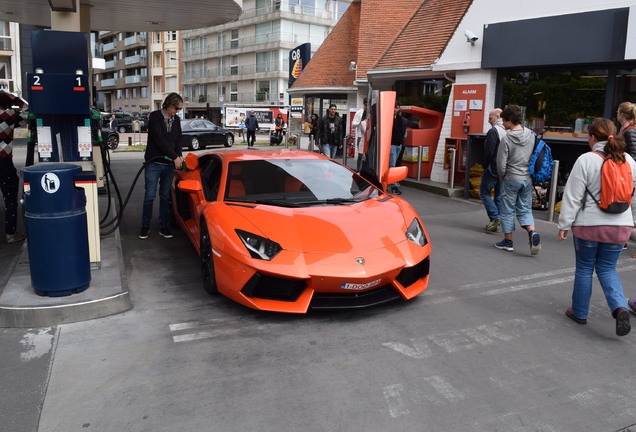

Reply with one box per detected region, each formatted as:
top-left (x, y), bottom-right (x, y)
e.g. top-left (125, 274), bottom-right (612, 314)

top-left (0, 157), bottom-right (19, 235)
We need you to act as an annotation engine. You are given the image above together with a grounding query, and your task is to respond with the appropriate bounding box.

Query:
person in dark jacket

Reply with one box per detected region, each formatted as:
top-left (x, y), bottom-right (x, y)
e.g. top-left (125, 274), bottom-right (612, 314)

top-left (244, 111), bottom-right (259, 147)
top-left (617, 101), bottom-right (636, 158)
top-left (389, 106), bottom-right (418, 195)
top-left (480, 108), bottom-right (506, 232)
top-left (319, 104), bottom-right (343, 158)
top-left (139, 92), bottom-right (183, 240)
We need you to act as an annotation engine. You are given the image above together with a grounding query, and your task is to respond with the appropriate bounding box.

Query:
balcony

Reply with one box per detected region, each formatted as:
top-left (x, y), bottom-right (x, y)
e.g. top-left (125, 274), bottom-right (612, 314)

top-left (125, 54), bottom-right (147, 66)
top-left (124, 34), bottom-right (147, 47)
top-left (104, 59), bottom-right (116, 69)
top-left (0, 36), bottom-right (13, 52)
top-left (103, 41), bottom-right (116, 52)
top-left (125, 75), bottom-right (147, 84)
top-left (100, 78), bottom-right (116, 87)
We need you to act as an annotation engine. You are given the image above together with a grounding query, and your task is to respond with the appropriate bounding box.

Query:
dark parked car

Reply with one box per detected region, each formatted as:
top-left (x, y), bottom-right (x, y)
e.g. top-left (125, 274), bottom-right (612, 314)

top-left (102, 127), bottom-right (120, 150)
top-left (179, 119), bottom-right (234, 150)
top-left (102, 113), bottom-right (146, 133)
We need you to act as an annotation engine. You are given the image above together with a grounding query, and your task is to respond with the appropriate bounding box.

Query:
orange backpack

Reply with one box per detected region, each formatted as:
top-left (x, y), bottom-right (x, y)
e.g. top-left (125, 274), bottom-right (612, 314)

top-left (585, 151), bottom-right (634, 213)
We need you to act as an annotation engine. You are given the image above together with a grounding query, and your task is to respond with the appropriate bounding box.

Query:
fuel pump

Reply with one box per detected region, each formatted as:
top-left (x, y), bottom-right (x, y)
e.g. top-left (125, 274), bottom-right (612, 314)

top-left (25, 30), bottom-right (101, 263)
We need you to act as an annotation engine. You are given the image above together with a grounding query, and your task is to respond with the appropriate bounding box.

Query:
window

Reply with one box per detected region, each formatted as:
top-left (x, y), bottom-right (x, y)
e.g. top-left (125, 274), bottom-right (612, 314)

top-left (256, 80), bottom-right (270, 101)
top-left (231, 29), bottom-right (239, 49)
top-left (166, 31), bottom-right (177, 41)
top-left (141, 87), bottom-right (148, 98)
top-left (256, 51), bottom-right (272, 73)
top-left (166, 76), bottom-right (177, 92)
top-left (199, 84), bottom-right (207, 102)
top-left (218, 84), bottom-right (226, 102)
top-left (166, 50), bottom-right (177, 66)
top-left (501, 68), bottom-right (607, 133)
top-left (218, 57), bottom-right (225, 77)
top-left (217, 32), bottom-right (226, 50)
top-left (230, 55), bottom-right (238, 75)
top-left (230, 82), bottom-right (238, 102)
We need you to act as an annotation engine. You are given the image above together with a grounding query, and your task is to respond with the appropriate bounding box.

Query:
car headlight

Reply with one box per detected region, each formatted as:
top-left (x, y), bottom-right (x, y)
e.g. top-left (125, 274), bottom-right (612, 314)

top-left (406, 218), bottom-right (427, 247)
top-left (236, 229), bottom-right (282, 260)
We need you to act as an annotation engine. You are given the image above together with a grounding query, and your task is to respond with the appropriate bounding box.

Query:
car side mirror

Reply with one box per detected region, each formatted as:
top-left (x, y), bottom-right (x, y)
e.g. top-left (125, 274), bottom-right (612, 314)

top-left (177, 179), bottom-right (202, 193)
top-left (385, 166), bottom-right (408, 185)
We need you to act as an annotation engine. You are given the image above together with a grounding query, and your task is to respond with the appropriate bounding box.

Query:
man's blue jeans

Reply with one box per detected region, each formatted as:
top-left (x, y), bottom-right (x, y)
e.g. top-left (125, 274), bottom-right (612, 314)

top-left (141, 162), bottom-right (174, 228)
top-left (322, 144), bottom-right (338, 159)
top-left (571, 236), bottom-right (627, 319)
top-left (499, 179), bottom-right (534, 233)
top-left (389, 145), bottom-right (402, 188)
top-left (479, 169), bottom-right (501, 221)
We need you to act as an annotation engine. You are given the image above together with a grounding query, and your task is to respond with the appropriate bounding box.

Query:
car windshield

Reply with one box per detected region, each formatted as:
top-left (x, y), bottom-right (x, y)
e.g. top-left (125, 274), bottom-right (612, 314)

top-left (224, 159), bottom-right (380, 206)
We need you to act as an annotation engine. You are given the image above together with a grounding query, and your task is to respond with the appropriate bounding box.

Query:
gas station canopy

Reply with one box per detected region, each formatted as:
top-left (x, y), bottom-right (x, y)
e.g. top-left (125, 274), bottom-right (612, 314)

top-left (1, 0), bottom-right (243, 31)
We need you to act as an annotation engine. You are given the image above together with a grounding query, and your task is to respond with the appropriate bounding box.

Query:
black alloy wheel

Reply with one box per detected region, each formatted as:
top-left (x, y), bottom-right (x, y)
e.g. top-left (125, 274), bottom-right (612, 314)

top-left (106, 134), bottom-right (119, 150)
top-left (200, 222), bottom-right (218, 295)
top-left (224, 134), bottom-right (234, 148)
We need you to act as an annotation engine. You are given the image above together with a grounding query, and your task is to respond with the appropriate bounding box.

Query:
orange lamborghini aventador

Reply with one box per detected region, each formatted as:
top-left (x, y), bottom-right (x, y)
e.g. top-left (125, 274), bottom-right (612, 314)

top-left (170, 91), bottom-right (431, 313)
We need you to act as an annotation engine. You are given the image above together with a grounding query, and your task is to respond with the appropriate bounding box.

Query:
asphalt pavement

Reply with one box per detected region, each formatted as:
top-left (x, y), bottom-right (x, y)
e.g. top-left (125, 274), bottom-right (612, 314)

top-left (2, 141), bottom-right (636, 432)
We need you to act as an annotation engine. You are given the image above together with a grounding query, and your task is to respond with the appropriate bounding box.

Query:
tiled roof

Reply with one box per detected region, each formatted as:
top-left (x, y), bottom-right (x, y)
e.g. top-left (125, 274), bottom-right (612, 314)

top-left (374, 0), bottom-right (473, 70)
top-left (290, 0), bottom-right (361, 89)
top-left (290, 0), bottom-right (473, 90)
top-left (356, 0), bottom-right (424, 80)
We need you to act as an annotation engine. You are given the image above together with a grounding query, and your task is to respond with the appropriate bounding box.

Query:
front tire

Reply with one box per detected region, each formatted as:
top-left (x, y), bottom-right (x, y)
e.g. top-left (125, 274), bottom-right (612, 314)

top-left (224, 134), bottom-right (234, 148)
top-left (118, 126), bottom-right (127, 134)
top-left (200, 222), bottom-right (218, 295)
top-left (189, 136), bottom-right (201, 151)
top-left (106, 134), bottom-right (119, 150)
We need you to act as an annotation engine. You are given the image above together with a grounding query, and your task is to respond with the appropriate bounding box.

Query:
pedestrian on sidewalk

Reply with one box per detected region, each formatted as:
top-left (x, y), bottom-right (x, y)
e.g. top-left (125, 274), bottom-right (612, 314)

top-left (352, 98), bottom-right (368, 172)
top-left (0, 90), bottom-right (27, 243)
top-left (245, 111), bottom-right (259, 147)
top-left (558, 118), bottom-right (635, 336)
top-left (494, 104), bottom-right (541, 255)
top-left (481, 108), bottom-right (506, 232)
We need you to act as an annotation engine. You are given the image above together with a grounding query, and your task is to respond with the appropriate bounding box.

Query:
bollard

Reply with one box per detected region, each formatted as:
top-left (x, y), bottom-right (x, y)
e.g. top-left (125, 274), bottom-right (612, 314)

top-left (128, 136), bottom-right (132, 146)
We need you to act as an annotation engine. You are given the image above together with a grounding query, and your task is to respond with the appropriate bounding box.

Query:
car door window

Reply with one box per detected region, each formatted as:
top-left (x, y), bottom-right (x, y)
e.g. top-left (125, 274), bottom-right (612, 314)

top-left (201, 157), bottom-right (222, 201)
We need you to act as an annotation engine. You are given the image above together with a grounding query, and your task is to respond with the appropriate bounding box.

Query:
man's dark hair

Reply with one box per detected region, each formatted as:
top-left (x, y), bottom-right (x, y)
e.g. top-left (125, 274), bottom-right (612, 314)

top-left (329, 104), bottom-right (337, 110)
top-left (162, 92), bottom-right (183, 110)
top-left (501, 104), bottom-right (523, 125)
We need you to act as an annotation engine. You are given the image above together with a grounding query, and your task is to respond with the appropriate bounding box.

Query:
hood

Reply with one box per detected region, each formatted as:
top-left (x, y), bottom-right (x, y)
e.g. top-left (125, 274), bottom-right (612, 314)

top-left (228, 199), bottom-right (409, 254)
top-left (505, 127), bottom-right (534, 146)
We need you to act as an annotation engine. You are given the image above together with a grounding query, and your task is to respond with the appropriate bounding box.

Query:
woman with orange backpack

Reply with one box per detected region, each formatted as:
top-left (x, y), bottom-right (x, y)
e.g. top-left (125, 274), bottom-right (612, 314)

top-left (557, 118), bottom-right (636, 336)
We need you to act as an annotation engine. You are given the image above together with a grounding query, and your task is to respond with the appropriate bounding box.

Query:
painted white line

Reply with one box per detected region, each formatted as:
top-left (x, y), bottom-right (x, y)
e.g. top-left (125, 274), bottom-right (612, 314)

top-left (481, 263), bottom-right (636, 296)
top-left (383, 384), bottom-right (409, 418)
top-left (382, 338), bottom-right (433, 360)
top-left (422, 375), bottom-right (465, 402)
top-left (169, 321), bottom-right (200, 332)
top-left (172, 328), bottom-right (241, 343)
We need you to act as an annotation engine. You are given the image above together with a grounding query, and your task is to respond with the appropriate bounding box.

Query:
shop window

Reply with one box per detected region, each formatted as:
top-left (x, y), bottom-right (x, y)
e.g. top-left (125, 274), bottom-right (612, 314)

top-left (501, 69), bottom-right (606, 135)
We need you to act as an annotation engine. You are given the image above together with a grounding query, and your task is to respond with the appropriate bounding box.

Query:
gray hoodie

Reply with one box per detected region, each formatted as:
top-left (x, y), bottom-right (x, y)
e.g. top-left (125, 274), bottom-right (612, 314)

top-left (496, 127), bottom-right (534, 181)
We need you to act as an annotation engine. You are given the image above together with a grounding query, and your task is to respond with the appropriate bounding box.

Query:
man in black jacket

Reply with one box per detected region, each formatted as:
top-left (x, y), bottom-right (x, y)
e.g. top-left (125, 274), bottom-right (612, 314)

top-left (480, 108), bottom-right (506, 232)
top-left (139, 92), bottom-right (183, 239)
top-left (244, 111), bottom-right (259, 147)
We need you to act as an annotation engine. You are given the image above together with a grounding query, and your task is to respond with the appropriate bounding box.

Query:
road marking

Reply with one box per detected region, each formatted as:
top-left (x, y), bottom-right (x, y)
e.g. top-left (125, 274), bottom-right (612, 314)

top-left (383, 315), bottom-right (556, 359)
top-left (172, 328), bottom-right (241, 343)
top-left (20, 327), bottom-right (55, 362)
top-left (383, 376), bottom-right (465, 418)
top-left (383, 384), bottom-right (409, 418)
top-left (481, 263), bottom-right (636, 296)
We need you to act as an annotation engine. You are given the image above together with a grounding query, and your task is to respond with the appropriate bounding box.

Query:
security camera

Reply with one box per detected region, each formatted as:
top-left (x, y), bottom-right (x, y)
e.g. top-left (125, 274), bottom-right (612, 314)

top-left (464, 29), bottom-right (478, 45)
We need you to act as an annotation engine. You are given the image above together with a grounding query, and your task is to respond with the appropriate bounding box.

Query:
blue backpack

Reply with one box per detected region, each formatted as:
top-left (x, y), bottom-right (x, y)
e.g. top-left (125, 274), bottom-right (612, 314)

top-left (528, 133), bottom-right (554, 183)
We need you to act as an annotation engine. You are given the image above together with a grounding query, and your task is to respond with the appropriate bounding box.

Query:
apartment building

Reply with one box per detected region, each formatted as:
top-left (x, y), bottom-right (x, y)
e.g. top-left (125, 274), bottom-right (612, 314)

top-left (180, 0), bottom-right (350, 121)
top-left (95, 31), bottom-right (151, 113)
top-left (0, 21), bottom-right (22, 96)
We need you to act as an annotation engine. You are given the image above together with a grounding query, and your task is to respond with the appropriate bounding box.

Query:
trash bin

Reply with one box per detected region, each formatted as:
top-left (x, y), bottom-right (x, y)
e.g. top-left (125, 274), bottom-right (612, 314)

top-left (22, 163), bottom-right (91, 297)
